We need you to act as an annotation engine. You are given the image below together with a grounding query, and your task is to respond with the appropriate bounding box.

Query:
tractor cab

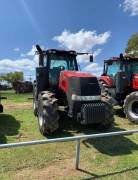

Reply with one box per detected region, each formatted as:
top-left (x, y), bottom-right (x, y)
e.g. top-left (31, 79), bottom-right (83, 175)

top-left (46, 49), bottom-right (78, 90)
top-left (104, 57), bottom-right (138, 77)
top-left (35, 45), bottom-right (93, 94)
top-left (102, 55), bottom-right (138, 90)
top-left (35, 48), bottom-right (78, 93)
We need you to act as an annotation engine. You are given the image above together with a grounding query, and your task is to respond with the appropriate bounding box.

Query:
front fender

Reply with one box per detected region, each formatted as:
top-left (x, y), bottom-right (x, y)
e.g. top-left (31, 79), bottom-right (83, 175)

top-left (99, 76), bottom-right (113, 87)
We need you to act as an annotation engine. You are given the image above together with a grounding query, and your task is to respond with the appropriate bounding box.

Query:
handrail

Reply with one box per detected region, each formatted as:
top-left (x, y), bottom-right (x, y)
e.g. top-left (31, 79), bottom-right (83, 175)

top-left (0, 129), bottom-right (138, 169)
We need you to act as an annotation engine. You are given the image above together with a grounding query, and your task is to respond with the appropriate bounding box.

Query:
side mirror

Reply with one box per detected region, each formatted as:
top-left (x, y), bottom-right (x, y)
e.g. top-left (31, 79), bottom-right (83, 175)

top-left (90, 55), bottom-right (93, 62)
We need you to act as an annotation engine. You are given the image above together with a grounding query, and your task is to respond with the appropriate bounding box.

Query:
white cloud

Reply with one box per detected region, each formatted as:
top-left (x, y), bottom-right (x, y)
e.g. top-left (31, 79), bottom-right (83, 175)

top-left (26, 45), bottom-right (36, 56)
top-left (83, 63), bottom-right (103, 72)
top-left (0, 45), bottom-right (46, 80)
top-left (13, 48), bottom-right (20, 52)
top-left (0, 45), bottom-right (47, 79)
top-left (93, 49), bottom-right (102, 58)
top-left (77, 49), bottom-right (102, 64)
top-left (82, 63), bottom-right (103, 76)
top-left (122, 0), bottom-right (138, 16)
top-left (53, 29), bottom-right (111, 52)
top-left (77, 54), bottom-right (90, 64)
top-left (0, 40), bottom-right (104, 78)
top-left (21, 45), bottom-right (36, 57)
top-left (21, 45), bottom-right (45, 57)
top-left (53, 29), bottom-right (110, 76)
top-left (0, 58), bottom-right (35, 74)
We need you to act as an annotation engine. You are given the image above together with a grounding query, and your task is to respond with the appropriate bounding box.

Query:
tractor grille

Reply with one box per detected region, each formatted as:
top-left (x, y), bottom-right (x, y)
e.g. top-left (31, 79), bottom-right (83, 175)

top-left (81, 102), bottom-right (106, 124)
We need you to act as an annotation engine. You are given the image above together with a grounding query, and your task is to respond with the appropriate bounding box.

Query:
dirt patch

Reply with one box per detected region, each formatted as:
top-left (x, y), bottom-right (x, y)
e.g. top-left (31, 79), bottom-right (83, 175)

top-left (4, 102), bottom-right (32, 110)
top-left (14, 159), bottom-right (86, 180)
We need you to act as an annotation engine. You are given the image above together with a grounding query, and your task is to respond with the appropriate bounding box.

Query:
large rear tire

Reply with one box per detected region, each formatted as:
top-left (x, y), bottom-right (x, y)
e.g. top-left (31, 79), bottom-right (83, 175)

top-left (33, 99), bottom-right (37, 116)
top-left (33, 82), bottom-right (38, 116)
top-left (38, 91), bottom-right (59, 135)
top-left (124, 92), bottom-right (138, 123)
top-left (98, 96), bottom-right (114, 130)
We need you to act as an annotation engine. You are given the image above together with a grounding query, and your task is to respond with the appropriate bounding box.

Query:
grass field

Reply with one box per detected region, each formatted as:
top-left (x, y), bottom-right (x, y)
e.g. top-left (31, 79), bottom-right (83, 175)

top-left (0, 90), bottom-right (138, 180)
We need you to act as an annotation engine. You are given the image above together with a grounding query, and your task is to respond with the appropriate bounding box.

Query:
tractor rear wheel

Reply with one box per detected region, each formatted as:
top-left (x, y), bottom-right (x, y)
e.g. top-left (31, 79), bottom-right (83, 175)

top-left (38, 91), bottom-right (59, 135)
top-left (33, 83), bottom-right (37, 116)
top-left (97, 96), bottom-right (114, 130)
top-left (33, 99), bottom-right (37, 116)
top-left (124, 92), bottom-right (138, 123)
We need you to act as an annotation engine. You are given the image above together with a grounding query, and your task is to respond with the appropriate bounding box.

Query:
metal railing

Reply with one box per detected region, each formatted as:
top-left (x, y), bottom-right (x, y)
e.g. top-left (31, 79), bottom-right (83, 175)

top-left (0, 129), bottom-right (138, 169)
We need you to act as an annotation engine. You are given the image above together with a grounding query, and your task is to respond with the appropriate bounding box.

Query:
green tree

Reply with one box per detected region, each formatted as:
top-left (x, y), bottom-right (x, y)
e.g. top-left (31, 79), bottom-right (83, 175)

top-left (2, 72), bottom-right (23, 86)
top-left (125, 33), bottom-right (138, 56)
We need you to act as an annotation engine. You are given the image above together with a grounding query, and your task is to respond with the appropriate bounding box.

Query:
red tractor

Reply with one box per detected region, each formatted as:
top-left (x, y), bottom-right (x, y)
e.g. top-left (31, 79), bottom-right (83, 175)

top-left (99, 54), bottom-right (138, 123)
top-left (13, 81), bottom-right (33, 94)
top-left (33, 45), bottom-right (114, 135)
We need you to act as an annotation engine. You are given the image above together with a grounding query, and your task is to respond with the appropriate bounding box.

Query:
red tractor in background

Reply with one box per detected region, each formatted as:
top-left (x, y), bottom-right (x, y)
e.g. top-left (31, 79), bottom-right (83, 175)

top-left (13, 81), bottom-right (33, 94)
top-left (33, 45), bottom-right (114, 135)
top-left (99, 54), bottom-right (138, 123)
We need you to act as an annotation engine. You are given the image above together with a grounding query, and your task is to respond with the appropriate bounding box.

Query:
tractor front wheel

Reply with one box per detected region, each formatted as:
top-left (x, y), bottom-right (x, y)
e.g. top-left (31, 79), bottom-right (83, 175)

top-left (38, 91), bottom-right (59, 135)
top-left (97, 96), bottom-right (114, 130)
top-left (124, 92), bottom-right (138, 123)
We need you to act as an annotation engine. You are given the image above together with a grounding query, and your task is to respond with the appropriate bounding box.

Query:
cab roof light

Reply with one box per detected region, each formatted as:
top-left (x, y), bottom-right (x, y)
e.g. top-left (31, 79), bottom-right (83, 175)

top-left (70, 51), bottom-right (76, 55)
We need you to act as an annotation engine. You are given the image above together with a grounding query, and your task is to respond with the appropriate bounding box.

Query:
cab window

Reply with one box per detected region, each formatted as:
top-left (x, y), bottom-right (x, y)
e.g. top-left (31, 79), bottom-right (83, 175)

top-left (106, 61), bottom-right (120, 76)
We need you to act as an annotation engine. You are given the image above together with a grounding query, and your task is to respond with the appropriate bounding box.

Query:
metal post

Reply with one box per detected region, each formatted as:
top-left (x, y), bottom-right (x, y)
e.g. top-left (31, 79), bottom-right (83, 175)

top-left (75, 139), bottom-right (80, 170)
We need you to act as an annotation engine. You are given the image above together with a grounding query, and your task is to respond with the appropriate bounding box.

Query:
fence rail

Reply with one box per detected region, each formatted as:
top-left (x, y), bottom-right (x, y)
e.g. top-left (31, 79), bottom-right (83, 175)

top-left (0, 129), bottom-right (138, 169)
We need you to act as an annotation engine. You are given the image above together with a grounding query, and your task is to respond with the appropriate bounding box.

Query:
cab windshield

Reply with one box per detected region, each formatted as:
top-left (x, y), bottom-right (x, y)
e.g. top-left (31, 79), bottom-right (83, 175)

top-left (49, 54), bottom-right (77, 70)
top-left (106, 61), bottom-right (121, 76)
top-left (126, 61), bottom-right (138, 74)
top-left (106, 60), bottom-right (138, 76)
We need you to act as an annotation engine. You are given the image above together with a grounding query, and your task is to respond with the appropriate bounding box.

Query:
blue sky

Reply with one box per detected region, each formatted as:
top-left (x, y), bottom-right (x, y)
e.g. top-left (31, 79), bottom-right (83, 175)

top-left (0, 0), bottom-right (138, 80)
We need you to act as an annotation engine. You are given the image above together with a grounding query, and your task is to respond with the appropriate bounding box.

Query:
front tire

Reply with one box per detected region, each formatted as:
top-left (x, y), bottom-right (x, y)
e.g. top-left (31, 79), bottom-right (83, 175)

top-left (38, 91), bottom-right (59, 135)
top-left (98, 96), bottom-right (114, 130)
top-left (124, 92), bottom-right (138, 123)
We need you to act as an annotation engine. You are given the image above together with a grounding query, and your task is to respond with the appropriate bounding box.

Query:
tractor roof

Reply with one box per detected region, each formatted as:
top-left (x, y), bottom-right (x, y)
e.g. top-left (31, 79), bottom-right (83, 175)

top-left (105, 56), bottom-right (138, 63)
top-left (36, 49), bottom-right (77, 56)
top-left (35, 45), bottom-right (92, 57)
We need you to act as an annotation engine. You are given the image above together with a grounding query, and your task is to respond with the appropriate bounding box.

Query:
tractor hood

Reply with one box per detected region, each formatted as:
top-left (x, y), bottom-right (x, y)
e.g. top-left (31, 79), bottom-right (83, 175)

top-left (60, 70), bottom-right (95, 78)
top-left (59, 70), bottom-right (100, 96)
top-left (59, 70), bottom-right (101, 119)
